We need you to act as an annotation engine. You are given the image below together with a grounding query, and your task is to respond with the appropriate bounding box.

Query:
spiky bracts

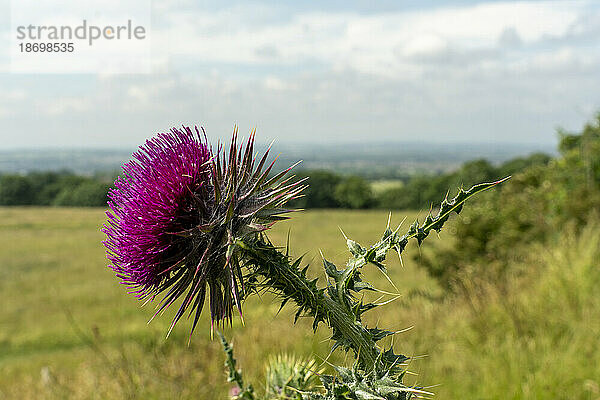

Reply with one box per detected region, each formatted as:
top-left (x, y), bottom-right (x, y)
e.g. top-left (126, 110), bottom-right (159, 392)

top-left (103, 126), bottom-right (305, 336)
top-left (265, 354), bottom-right (323, 398)
top-left (199, 129), bottom-right (306, 330)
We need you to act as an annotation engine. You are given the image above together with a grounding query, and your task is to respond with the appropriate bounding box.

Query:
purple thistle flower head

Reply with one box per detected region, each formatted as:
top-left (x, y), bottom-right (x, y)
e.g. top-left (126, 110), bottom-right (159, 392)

top-left (103, 126), bottom-right (305, 336)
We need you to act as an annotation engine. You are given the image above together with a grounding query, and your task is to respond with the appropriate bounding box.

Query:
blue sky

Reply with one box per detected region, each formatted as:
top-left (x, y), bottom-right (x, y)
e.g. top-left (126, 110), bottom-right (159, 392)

top-left (0, 0), bottom-right (599, 148)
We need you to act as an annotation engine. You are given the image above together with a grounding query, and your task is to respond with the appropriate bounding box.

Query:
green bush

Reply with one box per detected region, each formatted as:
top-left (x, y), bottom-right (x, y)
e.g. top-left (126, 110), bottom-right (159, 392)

top-left (417, 113), bottom-right (600, 291)
top-left (0, 175), bottom-right (34, 205)
top-left (292, 170), bottom-right (341, 208)
top-left (0, 171), bottom-right (112, 207)
top-left (27, 171), bottom-right (82, 205)
top-left (497, 152), bottom-right (551, 177)
top-left (53, 181), bottom-right (110, 207)
top-left (378, 153), bottom-right (550, 211)
top-left (333, 175), bottom-right (373, 209)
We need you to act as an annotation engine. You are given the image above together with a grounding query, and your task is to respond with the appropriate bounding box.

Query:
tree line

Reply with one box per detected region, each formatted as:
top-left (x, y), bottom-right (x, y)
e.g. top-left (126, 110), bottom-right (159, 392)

top-left (291, 152), bottom-right (550, 210)
top-left (0, 152), bottom-right (551, 208)
top-left (0, 171), bottom-right (111, 206)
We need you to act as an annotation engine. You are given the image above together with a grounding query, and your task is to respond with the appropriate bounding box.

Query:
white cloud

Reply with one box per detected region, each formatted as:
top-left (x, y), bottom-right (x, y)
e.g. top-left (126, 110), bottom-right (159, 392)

top-left (263, 76), bottom-right (297, 91)
top-left (150, 1), bottom-right (592, 78)
top-left (0, 1), bottom-right (598, 148)
top-left (0, 89), bottom-right (27, 118)
top-left (43, 97), bottom-right (91, 116)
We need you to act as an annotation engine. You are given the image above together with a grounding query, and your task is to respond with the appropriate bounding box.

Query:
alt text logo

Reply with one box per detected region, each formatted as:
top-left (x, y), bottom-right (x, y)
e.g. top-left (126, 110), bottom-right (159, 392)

top-left (16, 20), bottom-right (146, 46)
top-left (10, 0), bottom-right (152, 73)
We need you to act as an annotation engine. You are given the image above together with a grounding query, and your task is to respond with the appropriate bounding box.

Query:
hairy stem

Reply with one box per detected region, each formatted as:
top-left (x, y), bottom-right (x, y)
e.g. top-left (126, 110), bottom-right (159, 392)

top-left (240, 238), bottom-right (380, 370)
top-left (323, 296), bottom-right (379, 367)
top-left (218, 331), bottom-right (255, 400)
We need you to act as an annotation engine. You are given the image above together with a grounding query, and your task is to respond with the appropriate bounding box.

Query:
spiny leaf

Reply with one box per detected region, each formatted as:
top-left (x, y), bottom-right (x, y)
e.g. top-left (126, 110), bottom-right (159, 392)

top-left (407, 177), bottom-right (510, 245)
top-left (367, 328), bottom-right (394, 343)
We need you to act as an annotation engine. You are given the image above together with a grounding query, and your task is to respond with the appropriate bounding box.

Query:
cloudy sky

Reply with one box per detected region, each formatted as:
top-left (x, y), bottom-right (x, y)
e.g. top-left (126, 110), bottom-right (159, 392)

top-left (0, 0), bottom-right (599, 149)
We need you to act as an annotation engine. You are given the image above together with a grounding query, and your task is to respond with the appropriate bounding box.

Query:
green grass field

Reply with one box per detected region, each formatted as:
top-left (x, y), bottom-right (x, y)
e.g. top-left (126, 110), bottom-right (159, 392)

top-left (1, 207), bottom-right (599, 399)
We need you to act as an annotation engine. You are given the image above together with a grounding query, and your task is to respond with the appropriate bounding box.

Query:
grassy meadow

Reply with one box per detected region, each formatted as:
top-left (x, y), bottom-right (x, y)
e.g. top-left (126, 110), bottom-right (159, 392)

top-left (1, 207), bottom-right (599, 399)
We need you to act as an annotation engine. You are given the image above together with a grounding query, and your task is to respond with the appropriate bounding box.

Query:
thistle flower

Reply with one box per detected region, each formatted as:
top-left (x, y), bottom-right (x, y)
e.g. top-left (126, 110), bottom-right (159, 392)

top-left (103, 126), bottom-right (305, 336)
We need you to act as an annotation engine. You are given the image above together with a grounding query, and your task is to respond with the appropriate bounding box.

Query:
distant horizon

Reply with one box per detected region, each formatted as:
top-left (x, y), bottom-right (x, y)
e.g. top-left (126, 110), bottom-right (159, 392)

top-left (0, 141), bottom-right (558, 177)
top-left (0, 138), bottom-right (559, 152)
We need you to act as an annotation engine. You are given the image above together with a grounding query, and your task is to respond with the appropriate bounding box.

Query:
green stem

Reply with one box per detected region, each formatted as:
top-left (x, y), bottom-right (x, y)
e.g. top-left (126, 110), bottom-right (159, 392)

top-left (218, 332), bottom-right (255, 400)
top-left (240, 238), bottom-right (380, 371)
top-left (323, 296), bottom-right (379, 368)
